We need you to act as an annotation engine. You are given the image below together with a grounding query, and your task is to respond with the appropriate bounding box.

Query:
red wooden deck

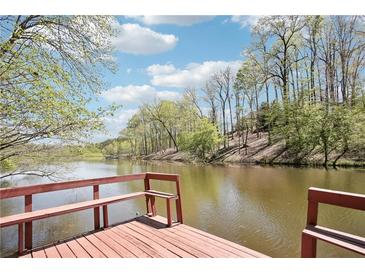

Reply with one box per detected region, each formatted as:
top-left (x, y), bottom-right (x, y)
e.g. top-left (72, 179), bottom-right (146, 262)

top-left (19, 215), bottom-right (268, 258)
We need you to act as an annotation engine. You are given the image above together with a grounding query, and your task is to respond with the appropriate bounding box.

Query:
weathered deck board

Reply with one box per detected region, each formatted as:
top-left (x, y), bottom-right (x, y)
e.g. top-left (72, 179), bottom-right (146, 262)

top-left (19, 216), bottom-right (268, 258)
top-left (43, 245), bottom-right (60, 258)
top-left (65, 238), bottom-right (91, 258)
top-left (74, 236), bottom-right (105, 258)
top-left (130, 220), bottom-right (210, 258)
top-left (137, 217), bottom-right (239, 258)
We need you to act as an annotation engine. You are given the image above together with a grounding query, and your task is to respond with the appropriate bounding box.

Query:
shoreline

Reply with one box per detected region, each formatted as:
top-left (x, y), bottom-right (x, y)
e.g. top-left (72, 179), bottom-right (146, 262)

top-left (102, 133), bottom-right (365, 169)
top-left (105, 153), bottom-right (365, 170)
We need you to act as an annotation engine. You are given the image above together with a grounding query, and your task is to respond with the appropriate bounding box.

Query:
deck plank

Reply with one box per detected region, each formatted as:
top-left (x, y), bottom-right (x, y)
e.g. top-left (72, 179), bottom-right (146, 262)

top-left (55, 242), bottom-right (76, 258)
top-left (148, 216), bottom-right (268, 258)
top-left (32, 249), bottom-right (46, 258)
top-left (115, 225), bottom-right (179, 258)
top-left (110, 226), bottom-right (163, 258)
top-left (103, 228), bottom-right (151, 258)
top-left (174, 225), bottom-right (256, 257)
top-left (74, 236), bottom-right (106, 258)
top-left (93, 230), bottom-right (136, 258)
top-left (125, 222), bottom-right (195, 258)
top-left (166, 227), bottom-right (241, 257)
top-left (136, 216), bottom-right (231, 258)
top-left (65, 238), bottom-right (91, 258)
top-left (129, 220), bottom-right (210, 258)
top-left (84, 234), bottom-right (121, 258)
top-left (180, 224), bottom-right (268, 258)
top-left (43, 245), bottom-right (60, 258)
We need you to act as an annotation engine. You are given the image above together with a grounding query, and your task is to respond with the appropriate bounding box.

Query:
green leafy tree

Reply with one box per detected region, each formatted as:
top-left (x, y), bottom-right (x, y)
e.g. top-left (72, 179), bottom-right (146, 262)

top-left (180, 118), bottom-right (222, 160)
top-left (0, 15), bottom-right (117, 178)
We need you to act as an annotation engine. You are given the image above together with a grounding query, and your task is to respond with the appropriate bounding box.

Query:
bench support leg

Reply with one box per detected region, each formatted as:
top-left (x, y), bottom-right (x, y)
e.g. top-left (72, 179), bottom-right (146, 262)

top-left (166, 198), bottom-right (172, 227)
top-left (301, 233), bottom-right (317, 258)
top-left (151, 197), bottom-right (157, 216)
top-left (176, 199), bottom-right (183, 224)
top-left (103, 205), bottom-right (109, 228)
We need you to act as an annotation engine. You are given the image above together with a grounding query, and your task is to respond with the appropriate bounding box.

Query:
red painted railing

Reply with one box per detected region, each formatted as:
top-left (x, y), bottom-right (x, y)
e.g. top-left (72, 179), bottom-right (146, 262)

top-left (0, 172), bottom-right (183, 255)
top-left (301, 187), bottom-right (365, 257)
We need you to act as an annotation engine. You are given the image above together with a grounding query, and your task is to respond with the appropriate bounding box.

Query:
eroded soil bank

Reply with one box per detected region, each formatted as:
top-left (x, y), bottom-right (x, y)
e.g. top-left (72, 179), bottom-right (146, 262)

top-left (142, 132), bottom-right (365, 168)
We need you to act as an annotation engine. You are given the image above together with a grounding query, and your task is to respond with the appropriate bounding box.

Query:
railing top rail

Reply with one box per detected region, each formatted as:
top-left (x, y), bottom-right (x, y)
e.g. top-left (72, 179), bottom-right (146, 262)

top-left (0, 172), bottom-right (180, 199)
top-left (308, 187), bottom-right (365, 211)
top-left (145, 172), bottom-right (179, 181)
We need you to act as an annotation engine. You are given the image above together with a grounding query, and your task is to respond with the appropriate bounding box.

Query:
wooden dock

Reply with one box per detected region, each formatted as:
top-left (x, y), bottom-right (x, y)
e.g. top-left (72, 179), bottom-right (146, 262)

top-left (1, 172), bottom-right (364, 258)
top-left (20, 215), bottom-right (267, 258)
top-left (0, 172), bottom-right (268, 258)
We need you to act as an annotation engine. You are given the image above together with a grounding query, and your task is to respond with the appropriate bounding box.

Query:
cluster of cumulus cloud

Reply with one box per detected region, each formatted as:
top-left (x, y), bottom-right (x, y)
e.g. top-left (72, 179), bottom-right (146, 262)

top-left (99, 16), bottom-right (258, 139)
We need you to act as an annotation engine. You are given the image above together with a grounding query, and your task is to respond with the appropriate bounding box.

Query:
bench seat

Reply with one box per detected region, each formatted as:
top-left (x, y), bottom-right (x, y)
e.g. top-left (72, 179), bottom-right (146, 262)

top-left (145, 190), bottom-right (178, 199)
top-left (303, 225), bottom-right (365, 256)
top-left (0, 191), bottom-right (146, 228)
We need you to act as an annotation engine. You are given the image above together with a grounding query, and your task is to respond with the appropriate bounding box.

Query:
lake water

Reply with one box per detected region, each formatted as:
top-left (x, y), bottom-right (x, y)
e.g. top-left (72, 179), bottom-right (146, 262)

top-left (1, 160), bottom-right (364, 257)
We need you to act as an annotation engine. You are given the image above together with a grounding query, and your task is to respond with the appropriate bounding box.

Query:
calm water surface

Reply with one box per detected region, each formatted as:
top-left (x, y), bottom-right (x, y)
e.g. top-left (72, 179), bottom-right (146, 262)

top-left (1, 160), bottom-right (364, 257)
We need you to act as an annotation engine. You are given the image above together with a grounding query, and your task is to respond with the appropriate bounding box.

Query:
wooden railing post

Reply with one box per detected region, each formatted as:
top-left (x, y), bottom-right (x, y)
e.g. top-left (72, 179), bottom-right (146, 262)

top-left (175, 176), bottom-right (183, 224)
top-left (301, 232), bottom-right (317, 258)
top-left (93, 185), bottom-right (100, 230)
top-left (24, 195), bottom-right (32, 250)
top-left (301, 191), bottom-right (319, 258)
top-left (307, 201), bottom-right (318, 226)
top-left (144, 176), bottom-right (152, 216)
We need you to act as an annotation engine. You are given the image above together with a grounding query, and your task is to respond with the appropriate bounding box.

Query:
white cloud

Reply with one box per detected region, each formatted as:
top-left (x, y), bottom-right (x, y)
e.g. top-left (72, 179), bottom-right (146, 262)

top-left (112, 23), bottom-right (178, 55)
top-left (149, 60), bottom-right (242, 88)
top-left (101, 84), bottom-right (181, 103)
top-left (126, 68), bottom-right (132, 74)
top-left (146, 64), bottom-right (176, 75)
top-left (126, 16), bottom-right (214, 26)
top-left (101, 108), bottom-right (139, 139)
top-left (228, 16), bottom-right (262, 29)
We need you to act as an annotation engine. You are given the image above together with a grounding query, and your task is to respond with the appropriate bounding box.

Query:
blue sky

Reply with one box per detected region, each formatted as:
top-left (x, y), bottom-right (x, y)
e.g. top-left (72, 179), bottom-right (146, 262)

top-left (94, 16), bottom-right (259, 141)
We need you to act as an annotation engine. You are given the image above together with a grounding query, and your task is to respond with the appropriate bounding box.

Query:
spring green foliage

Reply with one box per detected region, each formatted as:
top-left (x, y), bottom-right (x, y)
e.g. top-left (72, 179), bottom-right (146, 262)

top-left (100, 139), bottom-right (131, 158)
top-left (179, 118), bottom-right (222, 159)
top-left (117, 16), bottom-right (364, 165)
top-left (1, 15), bottom-right (365, 172)
top-left (0, 16), bottom-right (117, 178)
top-left (118, 97), bottom-right (223, 160)
top-left (268, 101), bottom-right (365, 165)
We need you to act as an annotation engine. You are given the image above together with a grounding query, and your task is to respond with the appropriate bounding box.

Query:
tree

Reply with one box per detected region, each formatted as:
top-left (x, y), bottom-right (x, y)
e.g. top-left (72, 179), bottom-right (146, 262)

top-left (202, 80), bottom-right (218, 125)
top-left (118, 16), bottom-right (365, 167)
top-left (0, 16), bottom-right (117, 178)
top-left (183, 87), bottom-right (203, 118)
top-left (257, 16), bottom-right (305, 109)
top-left (145, 101), bottom-right (180, 152)
top-left (211, 67), bottom-right (234, 147)
top-left (180, 118), bottom-right (222, 160)
top-left (235, 58), bottom-right (264, 137)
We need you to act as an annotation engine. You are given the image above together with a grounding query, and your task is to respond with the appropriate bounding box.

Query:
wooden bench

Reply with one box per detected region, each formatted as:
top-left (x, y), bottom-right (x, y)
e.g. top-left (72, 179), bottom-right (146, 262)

top-left (145, 190), bottom-right (179, 227)
top-left (0, 192), bottom-right (146, 228)
top-left (301, 187), bottom-right (365, 257)
top-left (0, 172), bottom-right (183, 255)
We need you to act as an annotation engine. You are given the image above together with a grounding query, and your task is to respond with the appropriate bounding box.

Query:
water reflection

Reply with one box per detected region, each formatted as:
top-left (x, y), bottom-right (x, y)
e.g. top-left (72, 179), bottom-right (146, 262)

top-left (1, 160), bottom-right (364, 257)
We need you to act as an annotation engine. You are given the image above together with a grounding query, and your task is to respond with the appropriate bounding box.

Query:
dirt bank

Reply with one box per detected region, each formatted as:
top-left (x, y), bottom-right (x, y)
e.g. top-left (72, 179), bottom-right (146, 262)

top-left (142, 132), bottom-right (365, 168)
